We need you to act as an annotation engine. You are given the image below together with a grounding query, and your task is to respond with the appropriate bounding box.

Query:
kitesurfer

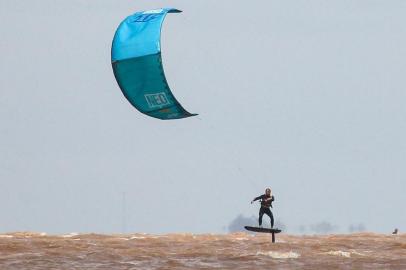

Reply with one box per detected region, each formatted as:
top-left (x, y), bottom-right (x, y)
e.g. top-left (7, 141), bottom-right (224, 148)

top-left (251, 188), bottom-right (275, 228)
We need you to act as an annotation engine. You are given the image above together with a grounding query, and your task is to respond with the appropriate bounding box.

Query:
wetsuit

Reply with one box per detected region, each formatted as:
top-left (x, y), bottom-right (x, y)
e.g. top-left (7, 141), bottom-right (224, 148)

top-left (253, 194), bottom-right (274, 228)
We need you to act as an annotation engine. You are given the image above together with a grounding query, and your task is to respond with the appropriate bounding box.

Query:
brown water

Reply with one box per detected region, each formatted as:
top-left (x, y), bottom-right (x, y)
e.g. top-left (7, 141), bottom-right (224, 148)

top-left (0, 232), bottom-right (405, 269)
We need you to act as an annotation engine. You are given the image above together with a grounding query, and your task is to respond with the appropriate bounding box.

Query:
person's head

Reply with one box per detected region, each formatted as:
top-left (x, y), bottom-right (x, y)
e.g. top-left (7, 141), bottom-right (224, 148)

top-left (265, 188), bottom-right (271, 196)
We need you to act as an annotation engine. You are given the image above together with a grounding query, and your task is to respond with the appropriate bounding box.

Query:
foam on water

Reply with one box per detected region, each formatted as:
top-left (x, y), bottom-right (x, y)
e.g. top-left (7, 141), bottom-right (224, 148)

top-left (326, 250), bottom-right (351, 258)
top-left (256, 251), bottom-right (301, 259)
top-left (111, 237), bottom-right (129, 241)
top-left (326, 250), bottom-right (365, 258)
top-left (129, 236), bottom-right (146, 240)
top-left (234, 237), bottom-right (248, 241)
top-left (61, 233), bottom-right (79, 238)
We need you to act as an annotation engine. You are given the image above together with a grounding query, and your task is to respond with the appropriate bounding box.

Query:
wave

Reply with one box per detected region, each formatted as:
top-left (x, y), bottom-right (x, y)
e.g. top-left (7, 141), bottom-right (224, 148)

top-left (1, 232), bottom-right (404, 269)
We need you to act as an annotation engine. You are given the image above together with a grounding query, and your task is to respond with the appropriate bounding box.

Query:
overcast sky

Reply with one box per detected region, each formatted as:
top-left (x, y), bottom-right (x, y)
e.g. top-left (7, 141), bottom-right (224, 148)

top-left (1, 0), bottom-right (405, 234)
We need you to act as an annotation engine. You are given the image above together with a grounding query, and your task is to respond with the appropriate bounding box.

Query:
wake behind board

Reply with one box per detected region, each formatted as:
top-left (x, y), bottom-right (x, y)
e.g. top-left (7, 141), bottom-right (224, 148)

top-left (244, 226), bottom-right (282, 233)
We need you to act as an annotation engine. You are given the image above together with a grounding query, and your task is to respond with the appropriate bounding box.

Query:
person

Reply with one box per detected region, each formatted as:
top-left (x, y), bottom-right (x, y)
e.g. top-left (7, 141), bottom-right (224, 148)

top-left (251, 188), bottom-right (275, 228)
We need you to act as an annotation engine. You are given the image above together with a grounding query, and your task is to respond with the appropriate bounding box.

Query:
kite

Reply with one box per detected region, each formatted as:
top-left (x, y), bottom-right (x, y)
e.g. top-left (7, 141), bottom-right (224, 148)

top-left (111, 8), bottom-right (197, 120)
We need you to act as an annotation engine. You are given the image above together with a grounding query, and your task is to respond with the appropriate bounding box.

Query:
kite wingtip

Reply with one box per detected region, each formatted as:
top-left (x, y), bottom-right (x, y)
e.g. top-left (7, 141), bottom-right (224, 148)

top-left (167, 8), bottom-right (182, 13)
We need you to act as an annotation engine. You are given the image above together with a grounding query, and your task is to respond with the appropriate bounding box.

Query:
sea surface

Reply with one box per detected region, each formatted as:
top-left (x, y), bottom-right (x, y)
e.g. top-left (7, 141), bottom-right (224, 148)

top-left (0, 232), bottom-right (405, 269)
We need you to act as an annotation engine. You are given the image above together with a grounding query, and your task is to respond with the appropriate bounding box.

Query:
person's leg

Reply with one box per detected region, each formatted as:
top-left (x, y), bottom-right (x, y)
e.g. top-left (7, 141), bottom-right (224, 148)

top-left (264, 208), bottom-right (274, 228)
top-left (258, 208), bottom-right (265, 226)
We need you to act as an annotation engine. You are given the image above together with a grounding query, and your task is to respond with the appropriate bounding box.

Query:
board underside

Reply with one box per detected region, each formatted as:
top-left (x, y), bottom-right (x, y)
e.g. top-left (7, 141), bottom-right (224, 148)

top-left (244, 226), bottom-right (282, 233)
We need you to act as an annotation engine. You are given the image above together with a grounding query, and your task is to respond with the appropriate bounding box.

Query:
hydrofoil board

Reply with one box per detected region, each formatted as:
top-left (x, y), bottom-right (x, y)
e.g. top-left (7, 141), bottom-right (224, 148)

top-left (244, 226), bottom-right (282, 234)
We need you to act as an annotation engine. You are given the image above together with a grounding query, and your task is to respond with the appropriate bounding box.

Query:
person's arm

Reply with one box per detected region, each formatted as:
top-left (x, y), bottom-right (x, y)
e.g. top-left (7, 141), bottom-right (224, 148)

top-left (251, 195), bottom-right (263, 204)
top-left (270, 195), bottom-right (275, 208)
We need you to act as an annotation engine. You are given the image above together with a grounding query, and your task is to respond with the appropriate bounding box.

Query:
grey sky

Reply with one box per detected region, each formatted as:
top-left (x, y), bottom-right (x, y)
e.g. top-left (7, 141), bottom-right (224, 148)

top-left (1, 0), bottom-right (405, 234)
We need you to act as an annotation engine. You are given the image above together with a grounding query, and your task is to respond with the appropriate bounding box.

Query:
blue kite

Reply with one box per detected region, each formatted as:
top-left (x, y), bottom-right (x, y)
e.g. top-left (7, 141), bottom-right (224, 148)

top-left (111, 8), bottom-right (197, 120)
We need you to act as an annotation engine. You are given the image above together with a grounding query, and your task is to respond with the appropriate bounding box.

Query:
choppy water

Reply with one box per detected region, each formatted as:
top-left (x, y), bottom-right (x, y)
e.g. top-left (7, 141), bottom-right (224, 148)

top-left (0, 232), bottom-right (405, 269)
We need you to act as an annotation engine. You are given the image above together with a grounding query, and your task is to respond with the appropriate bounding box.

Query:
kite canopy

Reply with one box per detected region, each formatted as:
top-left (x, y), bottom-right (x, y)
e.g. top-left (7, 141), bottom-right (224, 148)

top-left (111, 8), bottom-right (197, 120)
